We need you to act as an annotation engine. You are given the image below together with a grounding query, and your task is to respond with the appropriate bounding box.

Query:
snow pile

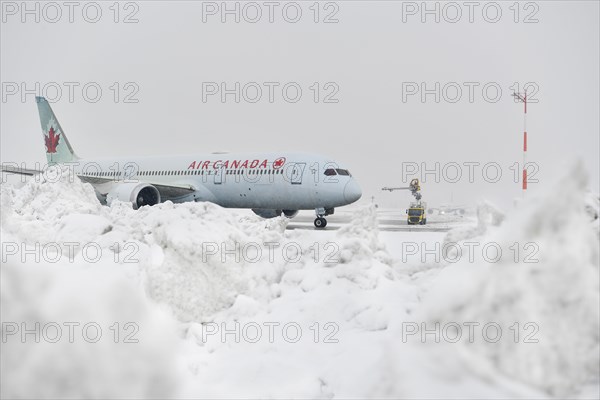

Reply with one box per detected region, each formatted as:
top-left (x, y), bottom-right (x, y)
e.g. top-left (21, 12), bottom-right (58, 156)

top-left (418, 162), bottom-right (600, 397)
top-left (180, 204), bottom-right (420, 398)
top-left (442, 200), bottom-right (505, 247)
top-left (584, 191), bottom-right (599, 226)
top-left (1, 166), bottom-right (292, 322)
top-left (0, 167), bottom-right (296, 398)
top-left (1, 165), bottom-right (598, 399)
top-left (0, 254), bottom-right (181, 399)
top-left (335, 204), bottom-right (394, 281)
top-left (1, 167), bottom-right (103, 244)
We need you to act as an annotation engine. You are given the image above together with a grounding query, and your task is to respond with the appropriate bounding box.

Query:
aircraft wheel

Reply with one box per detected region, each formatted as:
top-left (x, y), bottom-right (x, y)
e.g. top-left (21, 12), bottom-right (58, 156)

top-left (314, 217), bottom-right (327, 228)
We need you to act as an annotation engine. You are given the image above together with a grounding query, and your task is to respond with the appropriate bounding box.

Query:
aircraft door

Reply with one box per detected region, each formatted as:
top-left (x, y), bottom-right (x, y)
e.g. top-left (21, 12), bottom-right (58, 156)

top-left (291, 163), bottom-right (305, 184)
top-left (214, 166), bottom-right (225, 184)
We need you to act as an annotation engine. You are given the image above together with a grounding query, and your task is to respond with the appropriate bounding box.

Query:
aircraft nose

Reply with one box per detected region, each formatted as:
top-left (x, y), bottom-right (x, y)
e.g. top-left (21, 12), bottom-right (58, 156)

top-left (344, 179), bottom-right (362, 204)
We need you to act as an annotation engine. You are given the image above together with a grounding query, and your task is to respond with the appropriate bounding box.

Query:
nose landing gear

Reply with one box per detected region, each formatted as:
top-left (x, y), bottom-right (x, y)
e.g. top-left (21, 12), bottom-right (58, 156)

top-left (314, 217), bottom-right (327, 228)
top-left (314, 207), bottom-right (333, 228)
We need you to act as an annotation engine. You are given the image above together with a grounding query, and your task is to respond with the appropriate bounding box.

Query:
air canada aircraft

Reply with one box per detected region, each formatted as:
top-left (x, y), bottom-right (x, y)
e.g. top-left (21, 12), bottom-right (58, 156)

top-left (1, 97), bottom-right (362, 228)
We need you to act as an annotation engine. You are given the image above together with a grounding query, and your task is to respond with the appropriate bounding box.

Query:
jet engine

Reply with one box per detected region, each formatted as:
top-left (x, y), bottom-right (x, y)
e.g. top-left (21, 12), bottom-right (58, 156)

top-left (106, 182), bottom-right (161, 209)
top-left (252, 209), bottom-right (283, 218)
top-left (282, 210), bottom-right (299, 218)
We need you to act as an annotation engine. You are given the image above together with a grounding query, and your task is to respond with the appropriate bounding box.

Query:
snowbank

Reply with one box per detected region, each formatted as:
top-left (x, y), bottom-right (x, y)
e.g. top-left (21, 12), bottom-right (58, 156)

top-left (1, 258), bottom-right (181, 399)
top-left (1, 164), bottom-right (598, 399)
top-left (418, 162), bottom-right (600, 397)
top-left (1, 166), bottom-right (291, 322)
top-left (442, 200), bottom-right (505, 247)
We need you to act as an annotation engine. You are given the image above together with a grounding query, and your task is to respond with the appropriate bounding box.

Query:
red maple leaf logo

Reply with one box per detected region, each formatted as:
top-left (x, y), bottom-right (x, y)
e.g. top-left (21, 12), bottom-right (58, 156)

top-left (273, 157), bottom-right (286, 169)
top-left (45, 127), bottom-right (60, 153)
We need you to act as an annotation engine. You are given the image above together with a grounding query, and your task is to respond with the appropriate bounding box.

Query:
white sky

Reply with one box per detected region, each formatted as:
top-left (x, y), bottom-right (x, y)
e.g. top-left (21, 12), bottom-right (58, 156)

top-left (1, 1), bottom-right (599, 210)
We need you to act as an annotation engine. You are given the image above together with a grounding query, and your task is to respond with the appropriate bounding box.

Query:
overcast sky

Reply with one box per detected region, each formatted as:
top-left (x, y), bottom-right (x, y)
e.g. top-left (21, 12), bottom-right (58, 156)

top-left (1, 1), bottom-right (598, 210)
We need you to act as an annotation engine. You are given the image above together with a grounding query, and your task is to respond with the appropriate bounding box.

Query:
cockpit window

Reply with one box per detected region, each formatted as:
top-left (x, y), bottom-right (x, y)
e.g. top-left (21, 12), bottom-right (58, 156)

top-left (336, 169), bottom-right (351, 176)
top-left (324, 168), bottom-right (337, 176)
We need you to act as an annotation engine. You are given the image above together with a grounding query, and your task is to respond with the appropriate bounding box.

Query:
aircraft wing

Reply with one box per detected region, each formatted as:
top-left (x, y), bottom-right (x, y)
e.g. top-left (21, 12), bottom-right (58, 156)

top-left (2, 165), bottom-right (196, 198)
top-left (81, 177), bottom-right (197, 198)
top-left (1, 164), bottom-right (42, 176)
top-left (152, 182), bottom-right (196, 198)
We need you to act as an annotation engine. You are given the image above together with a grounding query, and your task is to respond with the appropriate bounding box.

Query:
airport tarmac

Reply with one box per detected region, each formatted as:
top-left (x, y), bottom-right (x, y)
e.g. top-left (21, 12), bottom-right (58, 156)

top-left (286, 208), bottom-right (475, 232)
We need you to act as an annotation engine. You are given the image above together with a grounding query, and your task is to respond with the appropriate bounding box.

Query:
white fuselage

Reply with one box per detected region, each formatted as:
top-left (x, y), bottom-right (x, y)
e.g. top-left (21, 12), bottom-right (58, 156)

top-left (73, 152), bottom-right (362, 211)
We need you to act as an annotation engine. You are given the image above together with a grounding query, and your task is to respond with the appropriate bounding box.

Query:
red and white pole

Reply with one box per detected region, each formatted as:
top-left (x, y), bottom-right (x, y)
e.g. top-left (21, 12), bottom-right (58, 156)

top-left (514, 90), bottom-right (528, 195)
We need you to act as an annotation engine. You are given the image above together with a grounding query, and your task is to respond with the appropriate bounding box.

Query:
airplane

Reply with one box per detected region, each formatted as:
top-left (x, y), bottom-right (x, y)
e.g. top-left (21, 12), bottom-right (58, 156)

top-left (1, 97), bottom-right (362, 228)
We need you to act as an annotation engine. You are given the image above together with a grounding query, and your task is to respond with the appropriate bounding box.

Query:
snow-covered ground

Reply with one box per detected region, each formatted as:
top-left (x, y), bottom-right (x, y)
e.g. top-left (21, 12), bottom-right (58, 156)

top-left (1, 165), bottom-right (598, 399)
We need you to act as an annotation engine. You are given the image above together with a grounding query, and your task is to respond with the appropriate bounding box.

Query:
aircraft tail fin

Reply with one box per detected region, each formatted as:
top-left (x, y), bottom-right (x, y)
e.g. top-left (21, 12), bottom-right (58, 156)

top-left (36, 96), bottom-right (79, 164)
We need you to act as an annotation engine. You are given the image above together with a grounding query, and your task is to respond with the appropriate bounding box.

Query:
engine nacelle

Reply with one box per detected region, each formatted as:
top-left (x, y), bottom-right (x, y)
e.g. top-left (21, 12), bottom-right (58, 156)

top-left (252, 209), bottom-right (282, 218)
top-left (282, 209), bottom-right (299, 218)
top-left (106, 182), bottom-right (161, 209)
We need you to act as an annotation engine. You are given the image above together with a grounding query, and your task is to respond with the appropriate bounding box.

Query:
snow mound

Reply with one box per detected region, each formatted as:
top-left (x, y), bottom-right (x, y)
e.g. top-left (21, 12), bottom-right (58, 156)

top-left (1, 259), bottom-right (181, 399)
top-left (443, 200), bottom-right (505, 246)
top-left (419, 162), bottom-right (600, 397)
top-left (1, 169), bottom-right (290, 322)
top-left (2, 164), bottom-right (597, 398)
top-left (336, 204), bottom-right (388, 262)
top-left (181, 205), bottom-right (416, 398)
top-left (584, 191), bottom-right (599, 227)
top-left (1, 166), bottom-right (103, 243)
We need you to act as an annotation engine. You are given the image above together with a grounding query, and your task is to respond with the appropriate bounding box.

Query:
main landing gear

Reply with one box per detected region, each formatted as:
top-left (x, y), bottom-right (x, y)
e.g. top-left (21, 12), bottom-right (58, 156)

top-left (313, 207), bottom-right (333, 228)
